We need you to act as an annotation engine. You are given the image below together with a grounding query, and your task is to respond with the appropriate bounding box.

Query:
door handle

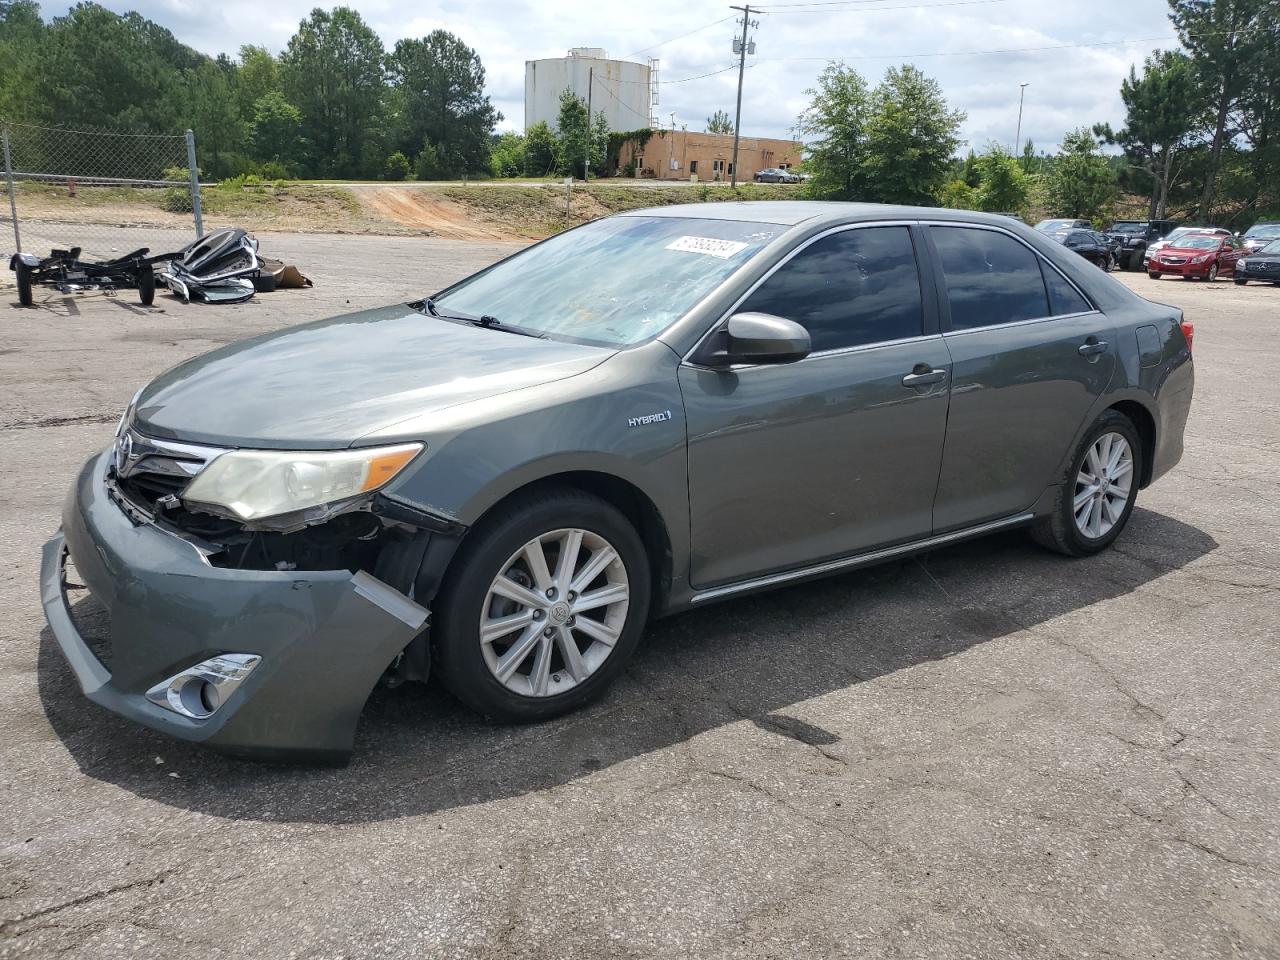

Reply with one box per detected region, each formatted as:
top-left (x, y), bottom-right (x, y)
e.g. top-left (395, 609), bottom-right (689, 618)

top-left (1078, 338), bottom-right (1109, 357)
top-left (901, 367), bottom-right (947, 388)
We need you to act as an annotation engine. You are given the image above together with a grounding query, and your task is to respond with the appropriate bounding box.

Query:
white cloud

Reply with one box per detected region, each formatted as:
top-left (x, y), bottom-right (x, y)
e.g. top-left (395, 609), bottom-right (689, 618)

top-left (97, 0), bottom-right (1176, 151)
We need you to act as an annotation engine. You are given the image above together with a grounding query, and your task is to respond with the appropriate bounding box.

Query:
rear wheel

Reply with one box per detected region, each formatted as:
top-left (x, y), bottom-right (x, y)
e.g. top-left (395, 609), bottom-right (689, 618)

top-left (433, 487), bottom-right (650, 722)
top-left (1030, 410), bottom-right (1143, 557)
top-left (15, 260), bottom-right (33, 306)
top-left (137, 267), bottom-right (155, 306)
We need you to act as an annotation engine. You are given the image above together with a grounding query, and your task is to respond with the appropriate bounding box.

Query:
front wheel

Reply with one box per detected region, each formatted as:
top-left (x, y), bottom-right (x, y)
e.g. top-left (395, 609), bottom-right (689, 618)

top-left (1207, 262), bottom-right (1219, 282)
top-left (1030, 411), bottom-right (1143, 557)
top-left (433, 487), bottom-right (650, 722)
top-left (1148, 272), bottom-right (1161, 280)
top-left (1235, 277), bottom-right (1248, 286)
top-left (137, 267), bottom-right (155, 305)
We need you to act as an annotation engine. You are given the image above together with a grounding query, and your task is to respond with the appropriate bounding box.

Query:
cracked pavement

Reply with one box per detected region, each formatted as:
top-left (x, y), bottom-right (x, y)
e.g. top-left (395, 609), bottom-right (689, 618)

top-left (1, 233), bottom-right (1277, 958)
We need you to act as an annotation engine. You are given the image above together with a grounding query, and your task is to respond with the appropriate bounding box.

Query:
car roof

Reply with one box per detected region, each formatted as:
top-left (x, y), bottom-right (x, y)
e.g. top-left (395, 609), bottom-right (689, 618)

top-left (618, 201), bottom-right (1037, 228)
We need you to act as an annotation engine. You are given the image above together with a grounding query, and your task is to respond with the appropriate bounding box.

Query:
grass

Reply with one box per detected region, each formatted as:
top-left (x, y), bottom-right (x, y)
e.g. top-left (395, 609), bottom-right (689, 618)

top-left (438, 181), bottom-right (803, 237)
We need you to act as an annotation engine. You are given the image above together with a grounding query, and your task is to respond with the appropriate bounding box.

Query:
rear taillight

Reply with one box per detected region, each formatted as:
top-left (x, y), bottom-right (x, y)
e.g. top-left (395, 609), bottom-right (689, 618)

top-left (1180, 319), bottom-right (1194, 353)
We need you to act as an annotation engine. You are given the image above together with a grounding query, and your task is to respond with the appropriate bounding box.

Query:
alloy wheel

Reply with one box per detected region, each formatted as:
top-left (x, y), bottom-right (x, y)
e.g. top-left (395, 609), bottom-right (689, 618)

top-left (1209, 262), bottom-right (1219, 282)
top-left (479, 528), bottom-right (630, 698)
top-left (1074, 432), bottom-right (1134, 539)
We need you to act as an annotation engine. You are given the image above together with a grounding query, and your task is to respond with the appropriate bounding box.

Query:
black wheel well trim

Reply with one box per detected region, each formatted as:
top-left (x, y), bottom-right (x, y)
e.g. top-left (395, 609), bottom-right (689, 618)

top-left (1105, 399), bottom-right (1156, 488)
top-left (455, 470), bottom-right (674, 615)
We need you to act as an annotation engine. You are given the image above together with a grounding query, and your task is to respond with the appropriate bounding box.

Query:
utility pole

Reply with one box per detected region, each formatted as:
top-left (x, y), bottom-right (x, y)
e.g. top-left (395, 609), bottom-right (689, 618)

top-left (584, 66), bottom-right (594, 182)
top-left (730, 5), bottom-right (756, 189)
top-left (1014, 82), bottom-right (1029, 163)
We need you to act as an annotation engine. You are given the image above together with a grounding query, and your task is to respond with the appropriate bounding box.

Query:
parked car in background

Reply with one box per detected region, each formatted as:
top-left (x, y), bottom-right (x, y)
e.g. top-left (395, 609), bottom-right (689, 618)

top-left (1052, 228), bottom-right (1114, 270)
top-left (1241, 222), bottom-right (1280, 254)
top-left (1035, 218), bottom-right (1091, 233)
top-left (1106, 219), bottom-right (1180, 270)
top-left (1092, 230), bottom-right (1123, 266)
top-left (1234, 239), bottom-right (1280, 285)
top-left (1143, 226), bottom-right (1231, 270)
top-left (755, 167), bottom-right (799, 184)
top-left (1147, 232), bottom-right (1244, 281)
top-left (41, 203), bottom-right (1195, 759)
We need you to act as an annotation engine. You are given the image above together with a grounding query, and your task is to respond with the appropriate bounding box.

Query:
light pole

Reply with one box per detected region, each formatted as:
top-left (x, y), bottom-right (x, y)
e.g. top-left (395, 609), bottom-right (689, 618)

top-left (1014, 82), bottom-right (1029, 162)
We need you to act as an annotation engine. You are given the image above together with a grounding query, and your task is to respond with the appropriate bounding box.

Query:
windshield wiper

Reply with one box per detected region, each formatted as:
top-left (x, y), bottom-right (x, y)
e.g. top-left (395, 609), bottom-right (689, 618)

top-left (419, 298), bottom-right (547, 339)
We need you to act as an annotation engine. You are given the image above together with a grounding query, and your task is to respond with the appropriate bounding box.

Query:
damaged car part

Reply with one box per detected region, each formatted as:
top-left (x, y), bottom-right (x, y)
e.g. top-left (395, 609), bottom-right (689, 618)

top-left (10, 246), bottom-right (174, 307)
top-left (161, 227), bottom-right (261, 304)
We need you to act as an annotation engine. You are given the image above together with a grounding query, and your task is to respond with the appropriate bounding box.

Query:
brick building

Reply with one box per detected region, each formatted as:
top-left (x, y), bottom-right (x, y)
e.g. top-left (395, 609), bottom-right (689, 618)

top-left (615, 129), bottom-right (804, 182)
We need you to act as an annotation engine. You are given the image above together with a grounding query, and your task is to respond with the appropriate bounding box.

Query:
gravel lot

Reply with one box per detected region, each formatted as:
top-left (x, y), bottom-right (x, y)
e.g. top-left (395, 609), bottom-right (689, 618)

top-left (1, 232), bottom-right (1277, 959)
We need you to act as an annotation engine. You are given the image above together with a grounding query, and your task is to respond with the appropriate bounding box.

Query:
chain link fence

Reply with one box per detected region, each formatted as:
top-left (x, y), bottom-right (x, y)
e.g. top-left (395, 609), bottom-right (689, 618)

top-left (1, 119), bottom-right (203, 263)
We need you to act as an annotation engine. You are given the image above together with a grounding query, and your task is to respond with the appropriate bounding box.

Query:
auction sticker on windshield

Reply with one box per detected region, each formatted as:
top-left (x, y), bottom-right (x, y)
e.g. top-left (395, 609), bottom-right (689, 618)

top-left (666, 236), bottom-right (750, 259)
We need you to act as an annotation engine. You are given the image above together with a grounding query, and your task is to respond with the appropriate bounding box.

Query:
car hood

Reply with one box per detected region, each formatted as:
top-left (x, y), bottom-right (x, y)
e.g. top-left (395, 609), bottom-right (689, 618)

top-left (133, 304), bottom-right (615, 449)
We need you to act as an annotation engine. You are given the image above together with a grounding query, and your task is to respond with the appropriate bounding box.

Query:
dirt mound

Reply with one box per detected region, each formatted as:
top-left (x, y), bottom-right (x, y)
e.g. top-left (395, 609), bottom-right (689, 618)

top-left (357, 188), bottom-right (523, 240)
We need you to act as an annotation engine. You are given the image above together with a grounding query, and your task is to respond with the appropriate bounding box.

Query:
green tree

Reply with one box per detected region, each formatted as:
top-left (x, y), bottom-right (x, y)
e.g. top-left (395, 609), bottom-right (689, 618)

top-left (0, 1), bottom-right (48, 123)
top-left (797, 63), bottom-right (872, 200)
top-left (251, 90), bottom-right (304, 168)
top-left (861, 65), bottom-right (964, 205)
top-left (388, 30), bottom-right (499, 178)
top-left (383, 150), bottom-right (410, 181)
top-left (523, 120), bottom-right (558, 176)
top-left (280, 7), bottom-right (386, 177)
top-left (972, 143), bottom-right (1029, 213)
top-left (1047, 127), bottom-right (1117, 219)
top-left (707, 109), bottom-right (734, 135)
top-left (237, 45), bottom-right (281, 118)
top-left (556, 90), bottom-right (600, 178)
top-left (183, 58), bottom-right (248, 176)
top-left (1097, 50), bottom-right (1197, 220)
top-left (1169, 0), bottom-right (1270, 219)
top-left (490, 132), bottom-right (526, 178)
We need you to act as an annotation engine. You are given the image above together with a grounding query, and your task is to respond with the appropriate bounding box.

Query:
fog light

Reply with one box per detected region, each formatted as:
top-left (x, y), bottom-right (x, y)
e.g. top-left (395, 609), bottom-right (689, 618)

top-left (145, 653), bottom-right (261, 720)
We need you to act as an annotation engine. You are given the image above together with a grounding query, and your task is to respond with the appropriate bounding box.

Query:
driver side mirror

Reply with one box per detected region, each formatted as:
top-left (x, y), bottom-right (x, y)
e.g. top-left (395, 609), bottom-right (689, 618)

top-left (696, 312), bottom-right (812, 367)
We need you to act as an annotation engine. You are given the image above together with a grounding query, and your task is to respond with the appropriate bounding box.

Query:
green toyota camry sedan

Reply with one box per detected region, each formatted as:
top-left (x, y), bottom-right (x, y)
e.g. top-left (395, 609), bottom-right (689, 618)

top-left (41, 202), bottom-right (1194, 760)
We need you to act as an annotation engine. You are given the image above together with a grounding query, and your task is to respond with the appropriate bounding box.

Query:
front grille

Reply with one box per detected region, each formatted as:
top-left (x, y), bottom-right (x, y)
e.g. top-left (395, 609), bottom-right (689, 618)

top-left (1162, 257), bottom-right (1187, 265)
top-left (112, 427), bottom-right (225, 514)
top-left (64, 553), bottom-right (113, 672)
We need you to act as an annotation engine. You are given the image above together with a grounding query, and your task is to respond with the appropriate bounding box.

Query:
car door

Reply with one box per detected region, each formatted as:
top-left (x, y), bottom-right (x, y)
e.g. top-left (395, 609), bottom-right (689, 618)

top-left (679, 223), bottom-right (951, 589)
top-left (925, 223), bottom-right (1116, 532)
top-left (1220, 236), bottom-right (1241, 274)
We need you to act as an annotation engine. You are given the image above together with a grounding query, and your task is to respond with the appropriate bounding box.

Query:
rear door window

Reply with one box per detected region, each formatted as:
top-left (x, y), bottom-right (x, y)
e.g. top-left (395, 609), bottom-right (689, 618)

top-left (929, 226), bottom-right (1050, 330)
top-left (739, 226), bottom-right (924, 352)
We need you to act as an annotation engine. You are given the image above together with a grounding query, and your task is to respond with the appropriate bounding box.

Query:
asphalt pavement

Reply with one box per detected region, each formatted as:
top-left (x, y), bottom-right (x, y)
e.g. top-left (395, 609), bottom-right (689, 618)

top-left (1, 236), bottom-right (1277, 959)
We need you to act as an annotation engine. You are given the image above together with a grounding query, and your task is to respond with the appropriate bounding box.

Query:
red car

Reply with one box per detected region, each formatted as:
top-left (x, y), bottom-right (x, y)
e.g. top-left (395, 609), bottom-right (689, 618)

top-left (1147, 233), bottom-right (1244, 281)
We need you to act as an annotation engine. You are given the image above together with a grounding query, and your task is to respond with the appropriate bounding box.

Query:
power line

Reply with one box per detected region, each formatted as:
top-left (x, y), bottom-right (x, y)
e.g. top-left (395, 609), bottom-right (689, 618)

top-left (752, 27), bottom-right (1277, 61)
top-left (621, 16), bottom-right (737, 59)
top-left (757, 0), bottom-right (1006, 13)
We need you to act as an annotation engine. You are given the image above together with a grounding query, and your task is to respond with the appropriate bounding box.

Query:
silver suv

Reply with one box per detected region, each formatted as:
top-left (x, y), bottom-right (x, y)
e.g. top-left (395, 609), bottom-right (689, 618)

top-left (42, 203), bottom-right (1195, 760)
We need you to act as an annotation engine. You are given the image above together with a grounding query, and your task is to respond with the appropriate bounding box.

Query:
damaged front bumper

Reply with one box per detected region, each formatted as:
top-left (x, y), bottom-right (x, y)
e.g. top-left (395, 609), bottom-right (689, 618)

top-left (40, 451), bottom-right (429, 761)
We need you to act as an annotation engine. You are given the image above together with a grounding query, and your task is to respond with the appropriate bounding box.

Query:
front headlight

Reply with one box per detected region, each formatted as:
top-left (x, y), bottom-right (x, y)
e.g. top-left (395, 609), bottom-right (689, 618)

top-left (182, 443), bottom-right (422, 521)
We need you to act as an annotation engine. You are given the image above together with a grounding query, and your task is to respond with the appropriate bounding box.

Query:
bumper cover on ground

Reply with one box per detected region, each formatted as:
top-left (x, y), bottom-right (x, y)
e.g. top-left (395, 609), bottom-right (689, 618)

top-left (40, 451), bottom-right (427, 760)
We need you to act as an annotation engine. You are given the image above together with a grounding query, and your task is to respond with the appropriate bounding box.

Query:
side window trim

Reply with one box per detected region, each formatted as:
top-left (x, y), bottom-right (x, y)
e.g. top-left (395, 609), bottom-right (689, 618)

top-left (682, 220), bottom-right (938, 366)
top-left (920, 221), bottom-right (1099, 335)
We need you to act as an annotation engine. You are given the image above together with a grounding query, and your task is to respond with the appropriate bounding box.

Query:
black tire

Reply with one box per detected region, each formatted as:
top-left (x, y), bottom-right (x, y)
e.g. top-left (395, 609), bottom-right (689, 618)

top-left (137, 267), bottom-right (155, 306)
top-left (1148, 272), bottom-right (1161, 280)
top-left (15, 260), bottom-right (33, 307)
top-left (1234, 278), bottom-right (1247, 286)
top-left (1029, 409), bottom-right (1144, 558)
top-left (1128, 247), bottom-right (1146, 271)
top-left (1207, 262), bottom-right (1219, 282)
top-left (433, 486), bottom-right (651, 722)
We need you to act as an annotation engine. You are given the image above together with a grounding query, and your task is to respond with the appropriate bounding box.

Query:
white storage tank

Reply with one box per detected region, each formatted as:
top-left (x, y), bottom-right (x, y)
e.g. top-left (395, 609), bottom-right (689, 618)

top-left (525, 49), bottom-right (654, 133)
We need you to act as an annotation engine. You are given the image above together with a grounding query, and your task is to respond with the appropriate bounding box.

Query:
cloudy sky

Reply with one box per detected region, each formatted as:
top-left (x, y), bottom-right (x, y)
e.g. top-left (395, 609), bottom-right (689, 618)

top-left (93, 0), bottom-right (1179, 152)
